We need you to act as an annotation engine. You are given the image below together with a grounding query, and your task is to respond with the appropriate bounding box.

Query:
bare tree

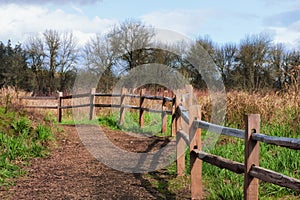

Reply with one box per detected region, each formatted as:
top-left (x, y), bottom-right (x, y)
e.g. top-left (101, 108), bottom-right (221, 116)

top-left (283, 50), bottom-right (300, 92)
top-left (58, 32), bottom-right (78, 92)
top-left (25, 30), bottom-right (78, 95)
top-left (25, 36), bottom-right (47, 94)
top-left (186, 38), bottom-right (218, 89)
top-left (84, 34), bottom-right (114, 75)
top-left (84, 34), bottom-right (116, 91)
top-left (235, 33), bottom-right (272, 91)
top-left (109, 19), bottom-right (155, 72)
top-left (43, 29), bottom-right (60, 92)
top-left (83, 20), bottom-right (155, 91)
top-left (269, 43), bottom-right (286, 89)
top-left (197, 35), bottom-right (216, 55)
top-left (214, 43), bottom-right (238, 88)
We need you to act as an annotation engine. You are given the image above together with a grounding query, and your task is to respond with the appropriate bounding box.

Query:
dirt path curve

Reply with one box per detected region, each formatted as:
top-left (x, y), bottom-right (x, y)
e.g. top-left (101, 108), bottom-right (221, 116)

top-left (0, 125), bottom-right (183, 200)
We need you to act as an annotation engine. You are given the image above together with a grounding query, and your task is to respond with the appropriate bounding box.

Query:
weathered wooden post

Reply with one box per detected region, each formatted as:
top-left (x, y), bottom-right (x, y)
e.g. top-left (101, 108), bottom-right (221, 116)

top-left (176, 90), bottom-right (183, 133)
top-left (139, 88), bottom-right (146, 128)
top-left (161, 90), bottom-right (168, 133)
top-left (171, 91), bottom-right (177, 137)
top-left (57, 91), bottom-right (63, 123)
top-left (176, 89), bottom-right (185, 176)
top-left (176, 130), bottom-right (186, 176)
top-left (189, 105), bottom-right (202, 200)
top-left (181, 85), bottom-right (191, 136)
top-left (120, 87), bottom-right (127, 125)
top-left (185, 84), bottom-right (203, 200)
top-left (244, 114), bottom-right (260, 200)
top-left (89, 88), bottom-right (96, 120)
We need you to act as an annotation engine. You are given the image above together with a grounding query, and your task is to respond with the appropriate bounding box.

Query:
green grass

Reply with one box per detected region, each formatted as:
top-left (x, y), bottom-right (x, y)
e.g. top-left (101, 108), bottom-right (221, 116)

top-left (193, 123), bottom-right (300, 200)
top-left (0, 107), bottom-right (54, 187)
top-left (60, 118), bottom-right (100, 126)
top-left (97, 111), bottom-right (172, 137)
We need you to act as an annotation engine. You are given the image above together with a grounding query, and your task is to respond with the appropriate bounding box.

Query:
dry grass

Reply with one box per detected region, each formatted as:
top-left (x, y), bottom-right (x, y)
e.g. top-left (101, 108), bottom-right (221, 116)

top-left (0, 87), bottom-right (27, 112)
top-left (196, 89), bottom-right (299, 134)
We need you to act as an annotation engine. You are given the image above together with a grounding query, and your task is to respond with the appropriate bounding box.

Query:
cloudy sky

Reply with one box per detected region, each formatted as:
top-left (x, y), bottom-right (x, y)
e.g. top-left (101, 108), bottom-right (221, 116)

top-left (0, 0), bottom-right (300, 47)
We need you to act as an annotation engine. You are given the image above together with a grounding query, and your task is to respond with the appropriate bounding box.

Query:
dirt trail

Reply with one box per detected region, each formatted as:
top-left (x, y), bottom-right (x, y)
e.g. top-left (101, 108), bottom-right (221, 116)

top-left (0, 125), bottom-right (187, 200)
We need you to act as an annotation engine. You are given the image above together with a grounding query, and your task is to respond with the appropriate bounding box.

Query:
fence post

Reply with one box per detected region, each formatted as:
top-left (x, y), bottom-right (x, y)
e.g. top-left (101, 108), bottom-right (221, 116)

top-left (244, 114), bottom-right (260, 200)
top-left (176, 130), bottom-right (186, 176)
top-left (187, 84), bottom-right (203, 200)
top-left (181, 85), bottom-right (190, 134)
top-left (176, 89), bottom-right (185, 176)
top-left (186, 84), bottom-right (193, 108)
top-left (171, 91), bottom-right (177, 137)
top-left (139, 88), bottom-right (145, 128)
top-left (120, 87), bottom-right (127, 125)
top-left (89, 88), bottom-right (96, 120)
top-left (161, 90), bottom-right (168, 133)
top-left (57, 92), bottom-right (63, 123)
top-left (176, 90), bottom-right (183, 133)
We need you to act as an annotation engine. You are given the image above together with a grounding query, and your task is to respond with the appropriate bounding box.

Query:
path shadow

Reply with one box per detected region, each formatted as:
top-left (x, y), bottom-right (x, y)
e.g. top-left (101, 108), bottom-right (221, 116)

top-left (133, 137), bottom-right (178, 199)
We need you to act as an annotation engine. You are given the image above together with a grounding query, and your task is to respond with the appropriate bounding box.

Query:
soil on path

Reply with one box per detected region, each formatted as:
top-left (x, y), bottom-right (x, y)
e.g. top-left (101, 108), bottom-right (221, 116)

top-left (0, 125), bottom-right (190, 200)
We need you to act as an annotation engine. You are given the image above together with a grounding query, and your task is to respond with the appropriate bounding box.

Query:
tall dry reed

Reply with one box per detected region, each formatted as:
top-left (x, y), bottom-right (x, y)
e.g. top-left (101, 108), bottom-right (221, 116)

top-left (197, 90), bottom-right (299, 135)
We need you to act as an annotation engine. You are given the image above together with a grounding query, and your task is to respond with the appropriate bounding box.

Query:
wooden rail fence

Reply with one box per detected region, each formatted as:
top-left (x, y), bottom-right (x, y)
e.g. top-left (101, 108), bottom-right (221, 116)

top-left (20, 88), bottom-right (174, 134)
top-left (17, 85), bottom-right (300, 199)
top-left (174, 85), bottom-right (300, 200)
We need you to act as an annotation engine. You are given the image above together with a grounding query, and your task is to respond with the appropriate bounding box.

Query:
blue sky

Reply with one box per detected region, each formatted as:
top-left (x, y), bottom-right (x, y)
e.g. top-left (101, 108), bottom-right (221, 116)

top-left (0, 0), bottom-right (300, 47)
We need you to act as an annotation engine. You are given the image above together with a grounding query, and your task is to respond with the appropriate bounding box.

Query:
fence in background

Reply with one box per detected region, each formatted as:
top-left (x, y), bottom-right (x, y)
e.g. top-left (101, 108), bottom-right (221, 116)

top-left (20, 88), bottom-right (174, 134)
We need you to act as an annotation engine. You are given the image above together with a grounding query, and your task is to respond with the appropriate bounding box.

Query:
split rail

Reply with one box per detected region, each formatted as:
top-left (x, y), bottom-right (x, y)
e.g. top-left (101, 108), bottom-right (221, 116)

top-left (20, 88), bottom-right (174, 133)
top-left (174, 85), bottom-right (300, 199)
top-left (18, 85), bottom-right (300, 199)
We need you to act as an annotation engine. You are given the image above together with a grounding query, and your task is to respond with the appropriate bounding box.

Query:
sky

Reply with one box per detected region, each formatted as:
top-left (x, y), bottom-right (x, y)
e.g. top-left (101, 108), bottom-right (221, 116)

top-left (0, 0), bottom-right (300, 48)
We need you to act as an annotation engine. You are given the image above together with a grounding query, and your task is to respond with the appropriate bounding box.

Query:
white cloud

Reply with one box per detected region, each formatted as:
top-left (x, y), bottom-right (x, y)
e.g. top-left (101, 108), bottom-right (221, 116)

top-left (0, 4), bottom-right (116, 45)
top-left (264, 11), bottom-right (300, 48)
top-left (266, 26), bottom-right (300, 48)
top-left (140, 9), bottom-right (215, 37)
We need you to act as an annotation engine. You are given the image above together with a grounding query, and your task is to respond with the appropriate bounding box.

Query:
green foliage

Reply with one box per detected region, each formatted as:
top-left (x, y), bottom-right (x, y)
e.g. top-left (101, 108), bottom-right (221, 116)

top-left (0, 107), bottom-right (54, 186)
top-left (11, 117), bottom-right (31, 136)
top-left (35, 124), bottom-right (52, 142)
top-left (0, 40), bottom-right (33, 91)
top-left (98, 113), bottom-right (120, 130)
top-left (98, 111), bottom-right (172, 136)
top-left (61, 118), bottom-right (100, 126)
top-left (43, 112), bottom-right (57, 124)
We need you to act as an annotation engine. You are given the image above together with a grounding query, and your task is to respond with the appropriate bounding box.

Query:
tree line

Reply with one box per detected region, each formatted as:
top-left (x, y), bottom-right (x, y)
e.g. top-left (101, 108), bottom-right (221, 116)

top-left (0, 19), bottom-right (299, 95)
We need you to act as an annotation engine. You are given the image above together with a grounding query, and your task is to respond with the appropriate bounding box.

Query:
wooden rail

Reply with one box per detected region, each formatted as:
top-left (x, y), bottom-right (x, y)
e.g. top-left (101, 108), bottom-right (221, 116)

top-left (195, 150), bottom-right (245, 174)
top-left (173, 85), bottom-right (300, 199)
top-left (20, 88), bottom-right (174, 134)
top-left (18, 85), bottom-right (300, 199)
top-left (251, 133), bottom-right (300, 150)
top-left (195, 120), bottom-right (245, 139)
